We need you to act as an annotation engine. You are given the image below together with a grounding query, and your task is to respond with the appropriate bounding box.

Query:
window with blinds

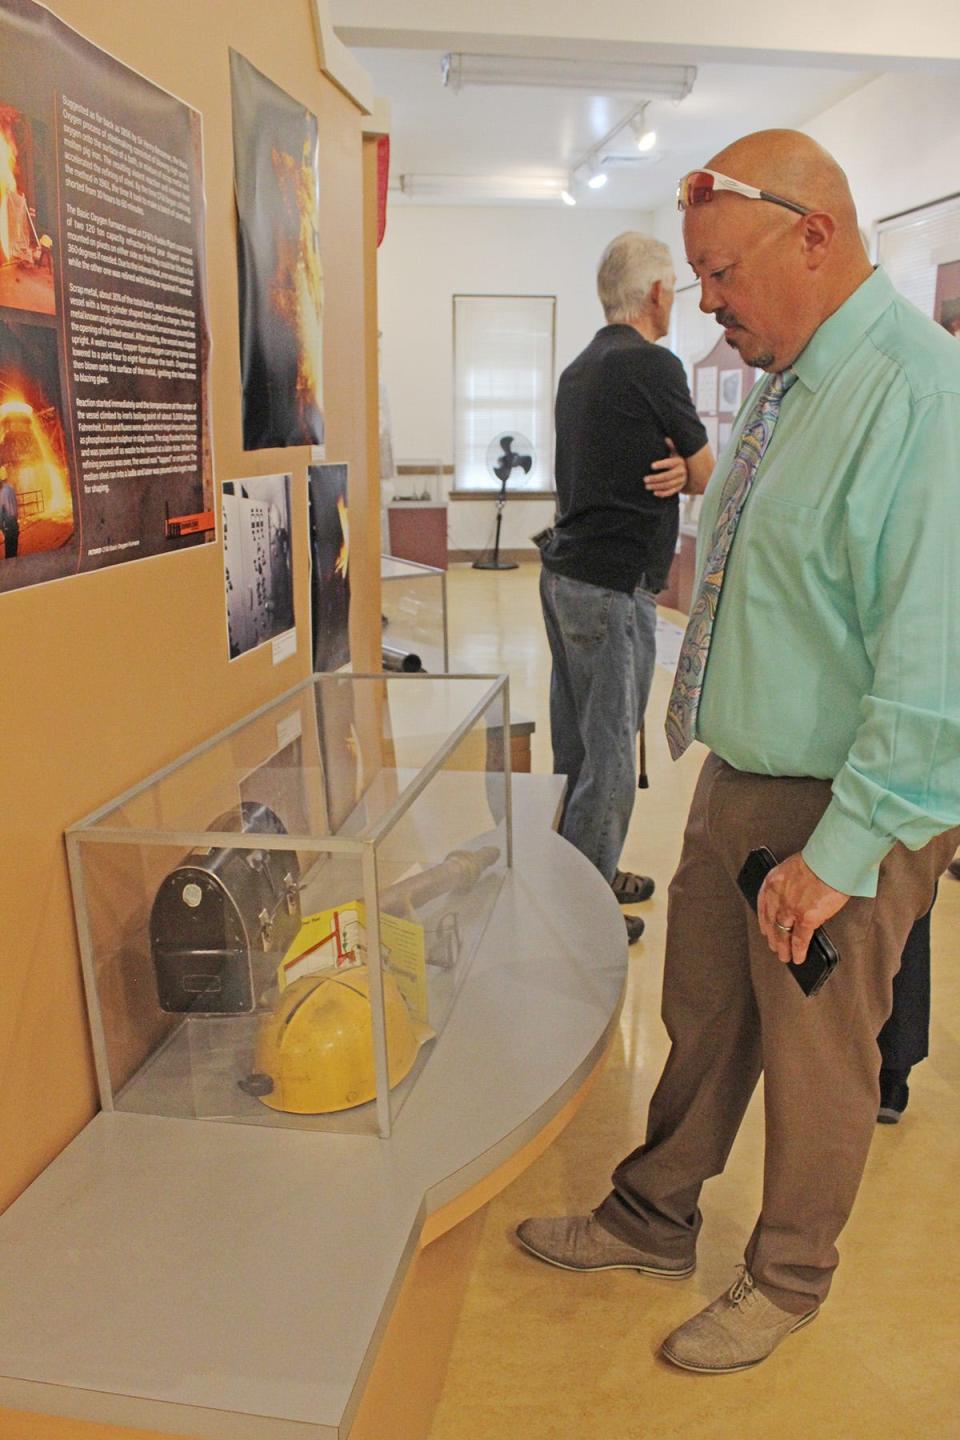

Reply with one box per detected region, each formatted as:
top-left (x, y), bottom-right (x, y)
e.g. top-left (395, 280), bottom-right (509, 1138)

top-left (452, 294), bottom-right (556, 492)
top-left (876, 193), bottom-right (960, 316)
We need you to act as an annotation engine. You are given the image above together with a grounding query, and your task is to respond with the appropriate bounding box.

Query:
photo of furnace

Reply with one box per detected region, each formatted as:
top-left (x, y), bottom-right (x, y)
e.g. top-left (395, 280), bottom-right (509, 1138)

top-left (0, 102), bottom-right (55, 317)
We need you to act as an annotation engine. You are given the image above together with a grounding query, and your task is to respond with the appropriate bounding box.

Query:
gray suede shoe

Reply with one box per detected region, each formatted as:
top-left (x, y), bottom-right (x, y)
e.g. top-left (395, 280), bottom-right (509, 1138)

top-left (515, 1214), bottom-right (695, 1277)
top-left (661, 1268), bottom-right (819, 1373)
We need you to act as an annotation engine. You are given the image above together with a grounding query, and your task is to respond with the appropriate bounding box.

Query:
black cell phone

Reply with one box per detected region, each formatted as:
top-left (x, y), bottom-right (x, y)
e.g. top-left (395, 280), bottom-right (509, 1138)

top-left (736, 846), bottom-right (840, 998)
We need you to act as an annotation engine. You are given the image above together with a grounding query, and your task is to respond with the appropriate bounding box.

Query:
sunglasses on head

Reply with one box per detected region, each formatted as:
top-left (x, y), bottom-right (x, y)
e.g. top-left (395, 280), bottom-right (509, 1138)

top-left (677, 169), bottom-right (810, 216)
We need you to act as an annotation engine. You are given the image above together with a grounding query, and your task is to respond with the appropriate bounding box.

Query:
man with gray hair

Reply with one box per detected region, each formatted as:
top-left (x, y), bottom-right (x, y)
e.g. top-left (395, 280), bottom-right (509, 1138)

top-left (538, 231), bottom-right (714, 942)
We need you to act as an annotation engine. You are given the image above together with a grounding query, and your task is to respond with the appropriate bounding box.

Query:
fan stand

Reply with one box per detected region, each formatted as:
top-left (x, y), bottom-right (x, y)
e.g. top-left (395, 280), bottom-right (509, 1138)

top-left (472, 473), bottom-right (519, 571)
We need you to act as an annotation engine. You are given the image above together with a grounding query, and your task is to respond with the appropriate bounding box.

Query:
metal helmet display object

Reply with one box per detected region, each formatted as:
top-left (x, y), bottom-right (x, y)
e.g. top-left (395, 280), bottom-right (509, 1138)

top-left (243, 965), bottom-right (433, 1114)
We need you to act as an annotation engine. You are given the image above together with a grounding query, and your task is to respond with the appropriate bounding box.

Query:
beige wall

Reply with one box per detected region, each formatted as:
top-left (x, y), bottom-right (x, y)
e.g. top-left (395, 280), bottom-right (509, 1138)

top-left (0, 0), bottom-right (379, 1213)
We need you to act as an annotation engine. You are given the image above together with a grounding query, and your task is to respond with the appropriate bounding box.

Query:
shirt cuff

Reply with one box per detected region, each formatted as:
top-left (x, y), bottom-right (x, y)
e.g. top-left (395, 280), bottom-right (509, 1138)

top-left (801, 802), bottom-right (895, 898)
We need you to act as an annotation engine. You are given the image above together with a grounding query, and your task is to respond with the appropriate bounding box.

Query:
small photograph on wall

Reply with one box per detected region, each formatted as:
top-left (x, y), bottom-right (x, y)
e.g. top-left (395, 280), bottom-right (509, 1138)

top-left (0, 102), bottom-right (56, 316)
top-left (230, 50), bottom-right (324, 451)
top-left (934, 260), bottom-right (960, 339)
top-left (308, 462), bottom-right (350, 672)
top-left (0, 317), bottom-right (73, 561)
top-left (223, 472), bottom-right (294, 660)
top-left (718, 368), bottom-right (742, 414)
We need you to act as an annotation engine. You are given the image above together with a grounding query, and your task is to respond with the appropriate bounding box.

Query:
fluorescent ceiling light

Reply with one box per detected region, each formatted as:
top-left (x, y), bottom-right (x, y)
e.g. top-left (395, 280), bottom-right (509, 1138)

top-left (441, 53), bottom-right (696, 101)
top-left (397, 173), bottom-right (564, 201)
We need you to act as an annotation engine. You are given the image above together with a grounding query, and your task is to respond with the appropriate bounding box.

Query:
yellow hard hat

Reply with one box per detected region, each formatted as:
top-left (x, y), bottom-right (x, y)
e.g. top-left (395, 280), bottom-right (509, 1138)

top-left (244, 966), bottom-right (432, 1114)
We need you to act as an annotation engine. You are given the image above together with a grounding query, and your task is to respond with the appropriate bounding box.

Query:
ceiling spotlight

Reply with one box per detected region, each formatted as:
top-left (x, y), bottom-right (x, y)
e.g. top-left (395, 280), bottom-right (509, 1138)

top-left (561, 187), bottom-right (577, 206)
top-left (586, 160), bottom-right (608, 190)
top-left (632, 105), bottom-right (657, 153)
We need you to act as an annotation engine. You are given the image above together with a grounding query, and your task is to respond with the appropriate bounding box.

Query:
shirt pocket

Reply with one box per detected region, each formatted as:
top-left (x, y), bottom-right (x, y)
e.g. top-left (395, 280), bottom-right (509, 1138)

top-left (738, 492), bottom-right (825, 601)
top-left (749, 492), bottom-right (820, 522)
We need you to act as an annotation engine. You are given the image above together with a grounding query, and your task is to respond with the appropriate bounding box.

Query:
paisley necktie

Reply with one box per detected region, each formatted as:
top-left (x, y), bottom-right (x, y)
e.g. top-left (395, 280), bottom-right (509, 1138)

top-left (665, 367), bottom-right (798, 760)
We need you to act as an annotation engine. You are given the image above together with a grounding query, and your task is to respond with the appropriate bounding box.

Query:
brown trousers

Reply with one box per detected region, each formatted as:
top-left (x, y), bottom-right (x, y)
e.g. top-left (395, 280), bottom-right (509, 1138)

top-left (596, 753), bottom-right (959, 1314)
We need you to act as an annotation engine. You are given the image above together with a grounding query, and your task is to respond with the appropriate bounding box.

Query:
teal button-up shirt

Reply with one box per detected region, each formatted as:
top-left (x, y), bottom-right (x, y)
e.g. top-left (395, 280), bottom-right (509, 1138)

top-left (695, 267), bottom-right (960, 896)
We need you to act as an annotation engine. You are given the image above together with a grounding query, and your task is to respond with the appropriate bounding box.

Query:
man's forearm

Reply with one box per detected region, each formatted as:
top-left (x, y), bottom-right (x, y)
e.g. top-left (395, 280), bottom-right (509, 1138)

top-left (682, 442), bottom-right (716, 495)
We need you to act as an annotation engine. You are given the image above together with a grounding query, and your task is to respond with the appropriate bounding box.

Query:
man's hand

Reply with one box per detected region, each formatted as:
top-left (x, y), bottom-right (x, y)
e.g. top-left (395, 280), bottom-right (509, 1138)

top-left (757, 852), bottom-right (849, 967)
top-left (644, 439), bottom-right (688, 498)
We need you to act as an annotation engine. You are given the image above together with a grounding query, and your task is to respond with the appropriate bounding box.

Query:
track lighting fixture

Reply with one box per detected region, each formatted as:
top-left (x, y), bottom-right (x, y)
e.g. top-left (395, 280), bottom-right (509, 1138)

top-left (632, 105), bottom-right (657, 152)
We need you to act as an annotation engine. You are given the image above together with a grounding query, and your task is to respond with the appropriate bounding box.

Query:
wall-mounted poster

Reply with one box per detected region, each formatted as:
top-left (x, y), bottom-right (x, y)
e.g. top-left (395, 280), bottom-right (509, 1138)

top-left (308, 461), bottom-right (349, 672)
top-left (230, 50), bottom-right (324, 452)
top-left (0, 0), bottom-right (213, 594)
top-left (934, 259), bottom-right (960, 339)
top-left (223, 472), bottom-right (294, 660)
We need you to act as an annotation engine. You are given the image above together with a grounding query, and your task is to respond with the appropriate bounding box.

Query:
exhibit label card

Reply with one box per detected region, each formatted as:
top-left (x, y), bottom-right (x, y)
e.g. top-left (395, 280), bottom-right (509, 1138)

top-left (0, 0), bottom-right (213, 594)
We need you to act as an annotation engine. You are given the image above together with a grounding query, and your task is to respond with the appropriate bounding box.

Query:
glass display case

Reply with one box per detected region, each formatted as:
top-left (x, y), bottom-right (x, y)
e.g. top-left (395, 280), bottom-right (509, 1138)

top-left (381, 553), bottom-right (449, 673)
top-left (67, 673), bottom-right (512, 1138)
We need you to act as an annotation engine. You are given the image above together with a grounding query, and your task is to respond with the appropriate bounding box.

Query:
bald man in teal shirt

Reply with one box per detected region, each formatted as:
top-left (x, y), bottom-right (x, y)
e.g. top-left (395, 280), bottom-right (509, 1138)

top-left (517, 131), bottom-right (960, 1375)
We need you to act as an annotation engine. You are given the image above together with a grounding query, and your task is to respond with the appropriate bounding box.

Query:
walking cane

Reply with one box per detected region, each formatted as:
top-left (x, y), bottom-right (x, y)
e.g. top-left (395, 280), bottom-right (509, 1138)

top-left (638, 722), bottom-right (649, 790)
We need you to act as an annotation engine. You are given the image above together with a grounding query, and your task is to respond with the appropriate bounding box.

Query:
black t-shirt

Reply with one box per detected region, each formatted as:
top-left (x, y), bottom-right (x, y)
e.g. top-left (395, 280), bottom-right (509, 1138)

top-left (541, 325), bottom-right (708, 594)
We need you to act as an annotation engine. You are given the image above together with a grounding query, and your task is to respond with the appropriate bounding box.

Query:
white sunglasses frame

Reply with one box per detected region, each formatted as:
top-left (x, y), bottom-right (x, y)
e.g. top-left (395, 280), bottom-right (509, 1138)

top-left (677, 168), bottom-right (811, 216)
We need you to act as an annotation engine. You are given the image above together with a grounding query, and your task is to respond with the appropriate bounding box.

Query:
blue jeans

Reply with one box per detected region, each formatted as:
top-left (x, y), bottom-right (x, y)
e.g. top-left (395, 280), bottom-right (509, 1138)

top-left (540, 567), bottom-right (657, 884)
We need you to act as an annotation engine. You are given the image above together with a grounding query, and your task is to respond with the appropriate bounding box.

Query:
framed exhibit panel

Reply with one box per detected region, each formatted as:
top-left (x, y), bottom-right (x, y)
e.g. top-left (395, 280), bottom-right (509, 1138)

top-left (67, 672), bottom-right (513, 1138)
top-left (668, 280), bottom-right (719, 388)
top-left (0, 0), bottom-right (215, 593)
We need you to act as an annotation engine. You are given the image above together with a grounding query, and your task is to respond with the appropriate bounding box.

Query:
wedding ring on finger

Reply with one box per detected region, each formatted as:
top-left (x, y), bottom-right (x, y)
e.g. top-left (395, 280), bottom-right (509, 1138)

top-left (774, 920), bottom-right (795, 934)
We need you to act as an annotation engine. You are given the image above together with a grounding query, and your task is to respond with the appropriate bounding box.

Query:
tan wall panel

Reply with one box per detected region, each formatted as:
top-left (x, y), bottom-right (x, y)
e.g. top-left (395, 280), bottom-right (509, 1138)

top-left (0, 0), bottom-right (379, 1211)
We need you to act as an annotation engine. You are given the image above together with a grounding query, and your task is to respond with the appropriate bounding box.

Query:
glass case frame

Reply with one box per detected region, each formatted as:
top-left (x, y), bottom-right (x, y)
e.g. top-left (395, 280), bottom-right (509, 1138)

top-left (381, 553), bottom-right (450, 673)
top-left (66, 672), bottom-right (512, 1138)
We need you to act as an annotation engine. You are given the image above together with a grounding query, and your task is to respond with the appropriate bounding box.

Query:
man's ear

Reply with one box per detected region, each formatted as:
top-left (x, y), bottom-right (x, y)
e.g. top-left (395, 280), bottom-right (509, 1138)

top-left (650, 279), bottom-right (663, 307)
top-left (800, 211), bottom-right (836, 271)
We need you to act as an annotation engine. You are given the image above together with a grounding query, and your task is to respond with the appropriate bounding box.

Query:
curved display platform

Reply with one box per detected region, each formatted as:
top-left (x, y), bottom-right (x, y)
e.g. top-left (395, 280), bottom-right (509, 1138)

top-left (0, 776), bottom-right (627, 1440)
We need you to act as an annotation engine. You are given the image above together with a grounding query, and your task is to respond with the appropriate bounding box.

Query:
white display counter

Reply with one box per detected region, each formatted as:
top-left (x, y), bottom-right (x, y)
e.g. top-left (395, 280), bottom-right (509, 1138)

top-left (0, 776), bottom-right (627, 1439)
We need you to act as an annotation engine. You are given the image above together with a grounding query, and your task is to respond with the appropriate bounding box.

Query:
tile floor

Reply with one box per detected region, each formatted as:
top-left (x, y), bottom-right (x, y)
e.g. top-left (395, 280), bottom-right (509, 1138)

top-left (427, 560), bottom-right (960, 1440)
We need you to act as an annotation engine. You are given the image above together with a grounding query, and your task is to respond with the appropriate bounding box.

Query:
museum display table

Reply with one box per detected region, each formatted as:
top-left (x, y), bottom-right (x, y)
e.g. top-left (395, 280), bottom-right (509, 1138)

top-left (0, 776), bottom-right (627, 1440)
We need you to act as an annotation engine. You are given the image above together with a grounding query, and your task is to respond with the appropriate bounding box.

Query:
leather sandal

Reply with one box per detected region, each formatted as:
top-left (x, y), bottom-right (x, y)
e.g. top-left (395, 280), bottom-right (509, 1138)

top-left (611, 869), bottom-right (656, 905)
top-left (625, 913), bottom-right (646, 944)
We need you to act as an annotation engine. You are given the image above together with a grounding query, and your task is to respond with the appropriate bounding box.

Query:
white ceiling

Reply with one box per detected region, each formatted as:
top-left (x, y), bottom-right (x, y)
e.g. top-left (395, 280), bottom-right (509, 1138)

top-left (347, 45), bottom-right (876, 211)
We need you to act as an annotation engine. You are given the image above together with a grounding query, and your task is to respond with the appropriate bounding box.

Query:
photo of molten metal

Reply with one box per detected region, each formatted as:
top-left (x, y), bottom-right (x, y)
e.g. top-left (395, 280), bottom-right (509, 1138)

top-left (0, 320), bottom-right (73, 559)
top-left (0, 103), bottom-right (55, 317)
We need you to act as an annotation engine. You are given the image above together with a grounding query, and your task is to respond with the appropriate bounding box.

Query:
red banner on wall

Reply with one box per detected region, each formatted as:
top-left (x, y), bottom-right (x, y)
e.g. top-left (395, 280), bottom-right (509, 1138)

top-left (376, 134), bottom-right (389, 247)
